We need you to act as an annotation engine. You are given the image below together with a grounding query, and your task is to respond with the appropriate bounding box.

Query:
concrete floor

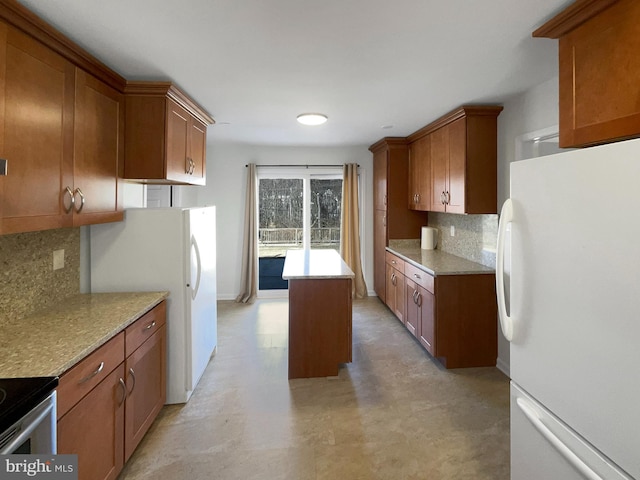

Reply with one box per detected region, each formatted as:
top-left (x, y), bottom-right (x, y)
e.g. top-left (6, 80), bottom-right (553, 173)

top-left (119, 297), bottom-right (510, 480)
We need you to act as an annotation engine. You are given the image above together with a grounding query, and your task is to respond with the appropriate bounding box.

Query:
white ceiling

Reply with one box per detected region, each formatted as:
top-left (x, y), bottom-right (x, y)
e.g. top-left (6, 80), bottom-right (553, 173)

top-left (18, 0), bottom-right (570, 147)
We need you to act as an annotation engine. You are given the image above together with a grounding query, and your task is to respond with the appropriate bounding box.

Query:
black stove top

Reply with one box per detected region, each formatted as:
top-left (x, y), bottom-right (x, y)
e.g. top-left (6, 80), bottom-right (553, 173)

top-left (0, 377), bottom-right (58, 434)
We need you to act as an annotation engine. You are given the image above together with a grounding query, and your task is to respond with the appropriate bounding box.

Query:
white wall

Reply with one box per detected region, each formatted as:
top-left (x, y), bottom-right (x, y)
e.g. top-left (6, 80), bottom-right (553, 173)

top-left (199, 143), bottom-right (373, 299)
top-left (495, 75), bottom-right (559, 375)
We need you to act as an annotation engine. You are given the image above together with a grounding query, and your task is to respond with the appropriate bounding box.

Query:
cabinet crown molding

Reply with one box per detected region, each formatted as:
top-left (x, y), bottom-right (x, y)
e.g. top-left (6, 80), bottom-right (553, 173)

top-left (532, 0), bottom-right (619, 38)
top-left (368, 137), bottom-right (408, 153)
top-left (124, 81), bottom-right (215, 126)
top-left (407, 105), bottom-right (503, 143)
top-left (0, 0), bottom-right (126, 91)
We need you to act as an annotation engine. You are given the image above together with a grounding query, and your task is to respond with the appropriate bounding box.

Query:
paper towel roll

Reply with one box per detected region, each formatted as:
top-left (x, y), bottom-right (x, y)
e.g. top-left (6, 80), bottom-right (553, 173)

top-left (421, 226), bottom-right (438, 250)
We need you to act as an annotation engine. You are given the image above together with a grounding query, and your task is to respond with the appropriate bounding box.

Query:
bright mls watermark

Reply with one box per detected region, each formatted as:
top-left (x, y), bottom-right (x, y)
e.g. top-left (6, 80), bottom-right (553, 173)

top-left (0, 455), bottom-right (77, 479)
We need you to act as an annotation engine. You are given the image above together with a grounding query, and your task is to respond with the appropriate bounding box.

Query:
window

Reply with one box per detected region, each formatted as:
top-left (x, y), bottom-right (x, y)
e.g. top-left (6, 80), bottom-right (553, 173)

top-left (257, 167), bottom-right (343, 290)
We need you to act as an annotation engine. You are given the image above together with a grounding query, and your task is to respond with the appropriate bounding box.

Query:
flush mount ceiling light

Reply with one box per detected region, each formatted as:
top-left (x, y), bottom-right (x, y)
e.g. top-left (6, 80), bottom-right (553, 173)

top-left (296, 113), bottom-right (328, 126)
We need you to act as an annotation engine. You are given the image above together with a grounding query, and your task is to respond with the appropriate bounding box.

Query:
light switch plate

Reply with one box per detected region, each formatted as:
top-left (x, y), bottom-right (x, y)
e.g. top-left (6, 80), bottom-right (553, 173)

top-left (0, 159), bottom-right (7, 176)
top-left (53, 249), bottom-right (64, 270)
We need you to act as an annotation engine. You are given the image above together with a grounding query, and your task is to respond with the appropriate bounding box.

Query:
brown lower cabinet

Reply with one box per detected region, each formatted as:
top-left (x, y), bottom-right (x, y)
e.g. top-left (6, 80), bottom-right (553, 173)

top-left (385, 253), bottom-right (497, 368)
top-left (57, 301), bottom-right (166, 480)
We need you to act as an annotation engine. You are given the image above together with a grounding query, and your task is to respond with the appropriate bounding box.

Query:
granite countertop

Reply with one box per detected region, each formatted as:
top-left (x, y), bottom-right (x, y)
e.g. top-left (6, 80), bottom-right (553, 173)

top-left (282, 249), bottom-right (355, 280)
top-left (387, 245), bottom-right (495, 276)
top-left (0, 291), bottom-right (168, 378)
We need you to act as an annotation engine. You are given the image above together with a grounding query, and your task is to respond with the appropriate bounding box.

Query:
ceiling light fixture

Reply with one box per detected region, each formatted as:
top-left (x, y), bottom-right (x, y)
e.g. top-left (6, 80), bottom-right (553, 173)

top-left (297, 113), bottom-right (328, 126)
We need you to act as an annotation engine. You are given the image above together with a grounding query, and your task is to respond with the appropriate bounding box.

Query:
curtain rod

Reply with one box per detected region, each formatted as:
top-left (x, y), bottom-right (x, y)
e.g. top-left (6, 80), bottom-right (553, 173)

top-left (245, 164), bottom-right (359, 168)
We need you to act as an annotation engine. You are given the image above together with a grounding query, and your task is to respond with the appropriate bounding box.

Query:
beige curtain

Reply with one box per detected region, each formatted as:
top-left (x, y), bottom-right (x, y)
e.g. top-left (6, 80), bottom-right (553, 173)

top-left (340, 163), bottom-right (368, 298)
top-left (236, 163), bottom-right (258, 303)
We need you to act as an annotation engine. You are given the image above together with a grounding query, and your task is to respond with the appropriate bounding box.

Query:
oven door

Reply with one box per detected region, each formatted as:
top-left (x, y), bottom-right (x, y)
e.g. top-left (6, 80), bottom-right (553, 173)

top-left (0, 391), bottom-right (56, 454)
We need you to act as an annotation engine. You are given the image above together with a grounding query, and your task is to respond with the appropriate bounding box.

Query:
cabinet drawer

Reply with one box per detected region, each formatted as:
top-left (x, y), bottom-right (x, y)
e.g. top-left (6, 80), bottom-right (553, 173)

top-left (125, 301), bottom-right (166, 357)
top-left (385, 251), bottom-right (405, 274)
top-left (57, 332), bottom-right (125, 419)
top-left (404, 263), bottom-right (434, 294)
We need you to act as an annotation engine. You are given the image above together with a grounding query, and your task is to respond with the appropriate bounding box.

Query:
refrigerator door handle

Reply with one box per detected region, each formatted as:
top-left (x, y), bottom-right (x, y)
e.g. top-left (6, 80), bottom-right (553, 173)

top-left (496, 198), bottom-right (514, 341)
top-left (190, 235), bottom-right (202, 300)
top-left (516, 397), bottom-right (603, 480)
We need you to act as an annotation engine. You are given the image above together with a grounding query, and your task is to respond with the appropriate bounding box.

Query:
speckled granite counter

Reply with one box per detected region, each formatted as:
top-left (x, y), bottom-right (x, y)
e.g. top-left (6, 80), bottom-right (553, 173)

top-left (0, 292), bottom-right (168, 378)
top-left (387, 244), bottom-right (494, 276)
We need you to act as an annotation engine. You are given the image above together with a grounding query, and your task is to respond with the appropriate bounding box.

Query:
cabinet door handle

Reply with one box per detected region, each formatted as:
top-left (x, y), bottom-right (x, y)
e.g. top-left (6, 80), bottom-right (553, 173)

top-left (412, 290), bottom-right (418, 304)
top-left (78, 361), bottom-right (104, 384)
top-left (189, 158), bottom-right (195, 175)
top-left (445, 191), bottom-right (450, 204)
top-left (74, 188), bottom-right (85, 213)
top-left (416, 292), bottom-right (422, 307)
top-left (383, 194), bottom-right (387, 206)
top-left (64, 186), bottom-right (75, 213)
top-left (118, 378), bottom-right (127, 406)
top-left (145, 320), bottom-right (157, 330)
top-left (128, 368), bottom-right (136, 394)
top-left (0, 158), bottom-right (7, 176)
top-left (391, 273), bottom-right (396, 286)
top-left (383, 215), bottom-right (386, 227)
top-left (440, 192), bottom-right (445, 205)
top-left (416, 193), bottom-right (420, 203)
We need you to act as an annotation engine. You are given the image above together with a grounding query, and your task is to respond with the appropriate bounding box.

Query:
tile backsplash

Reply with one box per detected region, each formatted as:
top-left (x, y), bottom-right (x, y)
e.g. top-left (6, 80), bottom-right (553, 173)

top-left (0, 228), bottom-right (80, 324)
top-left (427, 212), bottom-right (498, 268)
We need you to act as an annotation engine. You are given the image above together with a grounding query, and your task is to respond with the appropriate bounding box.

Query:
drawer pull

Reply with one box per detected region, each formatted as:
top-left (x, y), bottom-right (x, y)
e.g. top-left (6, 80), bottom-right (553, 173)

top-left (145, 320), bottom-right (157, 330)
top-left (128, 368), bottom-right (136, 394)
top-left (413, 273), bottom-right (421, 279)
top-left (78, 361), bottom-right (104, 384)
top-left (118, 378), bottom-right (127, 406)
top-left (391, 260), bottom-right (396, 265)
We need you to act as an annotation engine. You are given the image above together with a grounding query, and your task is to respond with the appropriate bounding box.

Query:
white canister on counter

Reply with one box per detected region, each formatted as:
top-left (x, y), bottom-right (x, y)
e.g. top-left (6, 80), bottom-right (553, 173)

top-left (421, 226), bottom-right (438, 250)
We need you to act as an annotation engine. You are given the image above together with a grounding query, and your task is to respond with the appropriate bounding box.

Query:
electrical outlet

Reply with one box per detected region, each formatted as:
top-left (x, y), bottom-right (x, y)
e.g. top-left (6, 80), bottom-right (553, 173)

top-left (53, 249), bottom-right (64, 270)
top-left (450, 225), bottom-right (455, 237)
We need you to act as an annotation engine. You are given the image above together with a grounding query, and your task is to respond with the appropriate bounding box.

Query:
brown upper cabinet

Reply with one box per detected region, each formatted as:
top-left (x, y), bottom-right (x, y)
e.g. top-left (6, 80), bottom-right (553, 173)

top-left (534, 0), bottom-right (640, 147)
top-left (408, 105), bottom-right (502, 214)
top-left (124, 82), bottom-right (214, 186)
top-left (0, 15), bottom-right (124, 235)
top-left (408, 135), bottom-right (431, 211)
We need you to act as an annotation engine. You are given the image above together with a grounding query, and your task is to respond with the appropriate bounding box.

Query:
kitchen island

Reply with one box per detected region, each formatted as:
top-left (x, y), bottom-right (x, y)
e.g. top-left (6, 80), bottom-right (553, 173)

top-left (282, 249), bottom-right (355, 379)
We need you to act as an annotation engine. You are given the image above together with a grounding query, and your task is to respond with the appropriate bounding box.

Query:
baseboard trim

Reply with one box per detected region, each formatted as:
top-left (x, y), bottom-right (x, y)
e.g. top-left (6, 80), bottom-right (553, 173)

top-left (496, 357), bottom-right (511, 378)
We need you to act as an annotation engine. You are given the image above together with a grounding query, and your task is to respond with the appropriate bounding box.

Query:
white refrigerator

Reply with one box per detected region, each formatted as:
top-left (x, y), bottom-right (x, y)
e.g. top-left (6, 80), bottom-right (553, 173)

top-left (496, 139), bottom-right (640, 479)
top-left (90, 207), bottom-right (217, 404)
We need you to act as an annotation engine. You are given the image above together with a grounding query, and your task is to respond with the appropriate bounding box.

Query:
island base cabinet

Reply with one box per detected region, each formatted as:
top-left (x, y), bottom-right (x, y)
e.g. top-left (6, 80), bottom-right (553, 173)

top-left (57, 365), bottom-right (125, 480)
top-left (288, 278), bottom-right (352, 379)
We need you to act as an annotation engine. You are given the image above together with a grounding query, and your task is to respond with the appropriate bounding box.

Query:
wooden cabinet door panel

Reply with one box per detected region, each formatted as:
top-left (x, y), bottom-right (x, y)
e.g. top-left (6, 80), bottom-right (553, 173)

top-left (446, 118), bottom-right (466, 214)
top-left (408, 135), bottom-right (431, 211)
top-left (0, 23), bottom-right (74, 234)
top-left (188, 117), bottom-right (206, 183)
top-left (417, 285), bottom-right (435, 355)
top-left (385, 264), bottom-right (406, 322)
top-left (373, 149), bottom-right (387, 210)
top-left (430, 127), bottom-right (447, 212)
top-left (166, 98), bottom-right (190, 183)
top-left (73, 69), bottom-right (122, 224)
top-left (373, 209), bottom-right (387, 301)
top-left (557, 0), bottom-right (640, 147)
top-left (124, 326), bottom-right (166, 461)
top-left (58, 364), bottom-right (125, 480)
top-left (405, 279), bottom-right (419, 338)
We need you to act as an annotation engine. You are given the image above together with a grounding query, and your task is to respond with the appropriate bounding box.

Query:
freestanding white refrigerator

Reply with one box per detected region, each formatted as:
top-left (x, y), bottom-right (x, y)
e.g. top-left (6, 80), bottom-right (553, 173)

top-left (496, 139), bottom-right (640, 479)
top-left (90, 207), bottom-right (217, 404)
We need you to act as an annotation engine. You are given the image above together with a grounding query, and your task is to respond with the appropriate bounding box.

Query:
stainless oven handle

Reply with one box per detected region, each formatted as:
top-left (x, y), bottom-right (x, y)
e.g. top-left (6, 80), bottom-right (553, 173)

top-left (0, 395), bottom-right (55, 454)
